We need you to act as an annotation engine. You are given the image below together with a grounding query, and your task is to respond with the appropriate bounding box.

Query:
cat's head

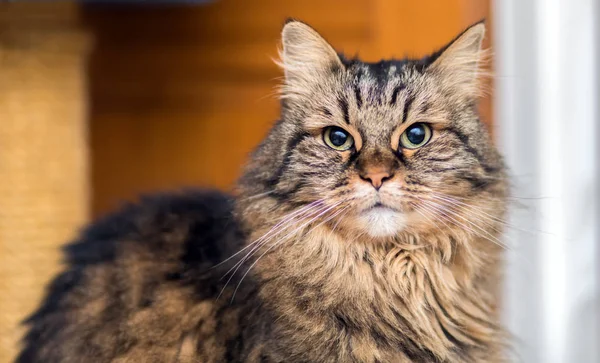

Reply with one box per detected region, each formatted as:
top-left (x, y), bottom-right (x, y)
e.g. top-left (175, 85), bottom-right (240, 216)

top-left (238, 20), bottom-right (506, 241)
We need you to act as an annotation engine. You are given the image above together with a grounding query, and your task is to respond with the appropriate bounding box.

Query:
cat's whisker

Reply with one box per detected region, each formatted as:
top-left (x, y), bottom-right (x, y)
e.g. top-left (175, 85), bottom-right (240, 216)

top-left (384, 191), bottom-right (509, 247)
top-left (507, 195), bottom-right (554, 201)
top-left (217, 202), bottom-right (329, 294)
top-left (230, 204), bottom-right (349, 303)
top-left (412, 204), bottom-right (448, 235)
top-left (418, 201), bottom-right (491, 243)
top-left (237, 190), bottom-right (276, 202)
top-left (230, 202), bottom-right (347, 303)
top-left (418, 200), bottom-right (485, 238)
top-left (429, 192), bottom-right (552, 237)
top-left (427, 194), bottom-right (505, 233)
top-left (254, 201), bottom-right (346, 257)
top-left (414, 202), bottom-right (459, 237)
top-left (215, 200), bottom-right (324, 269)
top-left (425, 190), bottom-right (545, 205)
top-left (425, 195), bottom-right (512, 240)
top-left (419, 200), bottom-right (511, 251)
top-left (219, 200), bottom-right (339, 296)
top-left (426, 195), bottom-right (530, 251)
top-left (329, 207), bottom-right (349, 236)
top-left (216, 201), bottom-right (329, 300)
top-left (229, 201), bottom-right (333, 269)
top-left (421, 199), bottom-right (538, 266)
top-left (429, 193), bottom-right (501, 218)
top-left (425, 191), bottom-right (501, 216)
top-left (301, 205), bottom-right (349, 242)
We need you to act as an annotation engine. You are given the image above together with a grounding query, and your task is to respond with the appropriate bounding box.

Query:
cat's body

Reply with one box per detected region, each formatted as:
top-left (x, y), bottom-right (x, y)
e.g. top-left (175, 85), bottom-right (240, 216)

top-left (19, 21), bottom-right (509, 362)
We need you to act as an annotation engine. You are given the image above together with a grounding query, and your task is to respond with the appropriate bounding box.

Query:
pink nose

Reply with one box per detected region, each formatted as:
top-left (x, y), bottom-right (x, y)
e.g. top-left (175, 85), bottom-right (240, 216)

top-left (359, 168), bottom-right (393, 190)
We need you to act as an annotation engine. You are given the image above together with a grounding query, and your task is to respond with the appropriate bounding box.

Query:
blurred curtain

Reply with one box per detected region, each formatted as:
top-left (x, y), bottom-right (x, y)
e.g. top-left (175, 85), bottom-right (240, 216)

top-left (495, 0), bottom-right (599, 362)
top-left (0, 3), bottom-right (90, 361)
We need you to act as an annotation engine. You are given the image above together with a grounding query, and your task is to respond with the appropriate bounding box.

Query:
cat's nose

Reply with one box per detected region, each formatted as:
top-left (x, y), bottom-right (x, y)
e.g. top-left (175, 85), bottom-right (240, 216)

top-left (359, 168), bottom-right (393, 190)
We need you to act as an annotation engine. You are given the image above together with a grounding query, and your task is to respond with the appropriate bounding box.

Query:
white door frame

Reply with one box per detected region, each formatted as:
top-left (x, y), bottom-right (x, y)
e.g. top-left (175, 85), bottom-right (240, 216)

top-left (494, 0), bottom-right (599, 361)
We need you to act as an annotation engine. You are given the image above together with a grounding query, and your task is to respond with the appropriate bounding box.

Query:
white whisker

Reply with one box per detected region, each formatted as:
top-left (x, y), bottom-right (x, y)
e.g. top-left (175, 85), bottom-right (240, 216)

top-left (225, 202), bottom-right (329, 277)
top-left (420, 200), bottom-right (510, 251)
top-left (216, 201), bottom-right (327, 300)
top-left (429, 192), bottom-right (552, 237)
top-left (215, 200), bottom-right (324, 269)
top-left (237, 190), bottom-right (276, 202)
top-left (230, 202), bottom-right (346, 302)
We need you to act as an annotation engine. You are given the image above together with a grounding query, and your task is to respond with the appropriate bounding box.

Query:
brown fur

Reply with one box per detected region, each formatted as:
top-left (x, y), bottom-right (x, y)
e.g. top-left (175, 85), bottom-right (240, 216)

top-left (18, 21), bottom-right (508, 362)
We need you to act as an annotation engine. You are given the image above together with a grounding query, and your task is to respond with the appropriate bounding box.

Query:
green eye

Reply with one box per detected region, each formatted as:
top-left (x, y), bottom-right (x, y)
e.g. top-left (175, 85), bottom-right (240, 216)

top-left (400, 123), bottom-right (432, 149)
top-left (323, 127), bottom-right (354, 151)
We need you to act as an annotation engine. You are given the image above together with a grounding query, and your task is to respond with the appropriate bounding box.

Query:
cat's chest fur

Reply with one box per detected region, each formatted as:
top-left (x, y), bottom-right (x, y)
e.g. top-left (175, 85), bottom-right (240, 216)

top-left (245, 228), bottom-right (498, 362)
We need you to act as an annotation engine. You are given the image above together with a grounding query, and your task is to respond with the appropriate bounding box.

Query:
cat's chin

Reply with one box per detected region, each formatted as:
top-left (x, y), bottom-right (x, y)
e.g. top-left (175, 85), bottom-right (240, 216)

top-left (357, 206), bottom-right (407, 238)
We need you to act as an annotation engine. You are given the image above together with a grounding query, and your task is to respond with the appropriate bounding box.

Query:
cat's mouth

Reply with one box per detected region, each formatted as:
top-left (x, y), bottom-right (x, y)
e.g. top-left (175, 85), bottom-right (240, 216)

top-left (364, 202), bottom-right (399, 213)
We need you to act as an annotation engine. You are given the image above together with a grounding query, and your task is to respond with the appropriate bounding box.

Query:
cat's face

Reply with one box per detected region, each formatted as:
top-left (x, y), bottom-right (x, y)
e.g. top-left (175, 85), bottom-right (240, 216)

top-left (239, 21), bottom-right (506, 241)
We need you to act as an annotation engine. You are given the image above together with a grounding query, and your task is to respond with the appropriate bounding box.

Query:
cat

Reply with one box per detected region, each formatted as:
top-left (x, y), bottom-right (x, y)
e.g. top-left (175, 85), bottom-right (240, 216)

top-left (18, 20), bottom-right (508, 363)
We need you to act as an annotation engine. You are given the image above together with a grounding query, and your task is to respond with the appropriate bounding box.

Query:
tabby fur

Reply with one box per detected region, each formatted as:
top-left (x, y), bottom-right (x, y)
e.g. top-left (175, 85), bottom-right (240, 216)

top-left (18, 20), bottom-right (508, 363)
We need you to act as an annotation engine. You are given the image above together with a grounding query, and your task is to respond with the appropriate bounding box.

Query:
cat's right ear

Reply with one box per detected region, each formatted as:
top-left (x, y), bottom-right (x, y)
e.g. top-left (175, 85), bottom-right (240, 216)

top-left (280, 20), bottom-right (343, 96)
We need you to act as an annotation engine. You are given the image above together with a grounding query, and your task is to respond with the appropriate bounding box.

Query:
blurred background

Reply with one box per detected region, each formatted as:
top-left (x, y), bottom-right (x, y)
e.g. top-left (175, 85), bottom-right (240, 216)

top-left (0, 1), bottom-right (597, 362)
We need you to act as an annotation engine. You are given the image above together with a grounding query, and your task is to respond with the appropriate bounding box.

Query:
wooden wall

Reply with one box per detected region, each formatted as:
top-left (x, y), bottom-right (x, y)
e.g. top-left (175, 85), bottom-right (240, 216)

top-left (84, 0), bottom-right (491, 216)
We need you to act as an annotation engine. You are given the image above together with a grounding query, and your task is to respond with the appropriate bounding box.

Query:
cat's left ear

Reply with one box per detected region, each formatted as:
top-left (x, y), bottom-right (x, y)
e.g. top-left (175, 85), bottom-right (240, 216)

top-left (280, 20), bottom-right (343, 97)
top-left (429, 21), bottom-right (487, 98)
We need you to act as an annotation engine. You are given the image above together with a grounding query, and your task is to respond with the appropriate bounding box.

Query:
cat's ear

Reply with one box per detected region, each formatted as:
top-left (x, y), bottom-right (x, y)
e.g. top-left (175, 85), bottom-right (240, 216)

top-left (280, 20), bottom-right (343, 94)
top-left (429, 21), bottom-right (487, 98)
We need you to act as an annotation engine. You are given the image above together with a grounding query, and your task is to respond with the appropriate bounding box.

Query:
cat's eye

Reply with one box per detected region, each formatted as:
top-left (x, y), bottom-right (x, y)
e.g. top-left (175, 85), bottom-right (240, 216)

top-left (399, 123), bottom-right (432, 149)
top-left (323, 127), bottom-right (354, 151)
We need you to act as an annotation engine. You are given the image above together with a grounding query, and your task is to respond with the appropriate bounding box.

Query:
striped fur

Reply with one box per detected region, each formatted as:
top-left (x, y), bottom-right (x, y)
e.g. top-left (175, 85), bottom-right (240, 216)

top-left (18, 21), bottom-right (508, 362)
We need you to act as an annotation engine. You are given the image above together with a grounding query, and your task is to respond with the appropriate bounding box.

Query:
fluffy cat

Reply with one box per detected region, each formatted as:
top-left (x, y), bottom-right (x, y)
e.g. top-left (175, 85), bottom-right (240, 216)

top-left (18, 20), bottom-right (508, 363)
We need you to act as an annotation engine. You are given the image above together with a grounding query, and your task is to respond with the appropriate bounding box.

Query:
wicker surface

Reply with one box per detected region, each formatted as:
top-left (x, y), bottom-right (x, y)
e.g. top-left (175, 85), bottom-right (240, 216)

top-left (0, 5), bottom-right (89, 360)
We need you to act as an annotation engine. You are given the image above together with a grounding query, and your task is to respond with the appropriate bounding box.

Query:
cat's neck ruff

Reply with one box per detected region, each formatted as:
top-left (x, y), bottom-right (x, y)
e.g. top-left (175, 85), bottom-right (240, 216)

top-left (253, 223), bottom-right (504, 361)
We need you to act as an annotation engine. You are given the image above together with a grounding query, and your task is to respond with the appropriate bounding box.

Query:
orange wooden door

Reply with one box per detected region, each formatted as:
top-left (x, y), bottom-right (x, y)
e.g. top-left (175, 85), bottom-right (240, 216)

top-left (86, 0), bottom-right (491, 216)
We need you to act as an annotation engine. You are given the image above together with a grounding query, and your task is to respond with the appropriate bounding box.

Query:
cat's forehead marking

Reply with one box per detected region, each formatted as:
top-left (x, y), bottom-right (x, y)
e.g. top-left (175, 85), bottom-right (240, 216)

top-left (349, 60), bottom-right (413, 107)
top-left (343, 60), bottom-right (417, 144)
